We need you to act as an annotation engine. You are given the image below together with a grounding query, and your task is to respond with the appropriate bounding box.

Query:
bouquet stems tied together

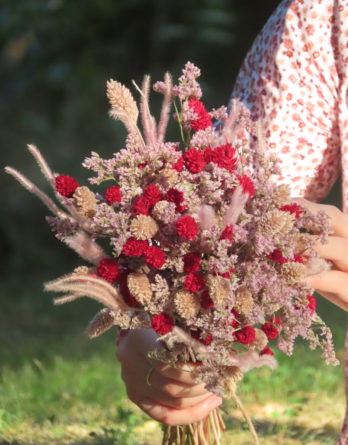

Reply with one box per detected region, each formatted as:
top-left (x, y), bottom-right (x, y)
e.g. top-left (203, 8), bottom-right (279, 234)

top-left (5, 62), bottom-right (338, 445)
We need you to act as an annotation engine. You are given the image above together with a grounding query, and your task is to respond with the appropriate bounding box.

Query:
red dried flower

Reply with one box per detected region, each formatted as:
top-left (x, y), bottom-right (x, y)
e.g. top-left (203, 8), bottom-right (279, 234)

top-left (293, 254), bottom-right (305, 263)
top-left (188, 98), bottom-right (212, 132)
top-left (176, 215), bottom-right (199, 240)
top-left (213, 144), bottom-right (237, 172)
top-left (165, 188), bottom-right (184, 212)
top-left (268, 317), bottom-right (282, 325)
top-left (234, 326), bottom-right (256, 345)
top-left (144, 184), bottom-right (162, 206)
top-left (183, 148), bottom-right (206, 173)
top-left (260, 347), bottom-right (275, 356)
top-left (219, 225), bottom-right (233, 242)
top-left (171, 156), bottom-right (184, 172)
top-left (145, 245), bottom-right (166, 269)
top-left (261, 323), bottom-right (279, 340)
top-left (122, 238), bottom-right (149, 257)
top-left (183, 253), bottom-right (201, 273)
top-left (97, 258), bottom-right (121, 283)
top-left (55, 175), bottom-right (79, 198)
top-left (237, 174), bottom-right (255, 197)
top-left (105, 185), bottom-right (122, 205)
top-left (203, 146), bottom-right (216, 163)
top-left (132, 195), bottom-right (151, 215)
top-left (280, 203), bottom-right (303, 219)
top-left (220, 267), bottom-right (235, 279)
top-left (267, 249), bottom-right (289, 264)
top-left (200, 290), bottom-right (215, 309)
top-left (137, 163), bottom-right (147, 169)
top-left (184, 272), bottom-right (206, 292)
top-left (191, 329), bottom-right (213, 345)
top-left (151, 313), bottom-right (174, 335)
top-left (307, 295), bottom-right (316, 314)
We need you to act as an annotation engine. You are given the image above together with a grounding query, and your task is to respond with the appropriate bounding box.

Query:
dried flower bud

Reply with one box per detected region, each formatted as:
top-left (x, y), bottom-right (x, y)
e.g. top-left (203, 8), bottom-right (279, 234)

top-left (72, 265), bottom-right (90, 276)
top-left (281, 262), bottom-right (307, 284)
top-left (222, 366), bottom-right (243, 398)
top-left (251, 328), bottom-right (268, 351)
top-left (85, 308), bottom-right (115, 338)
top-left (73, 186), bottom-right (97, 218)
top-left (127, 272), bottom-right (153, 305)
top-left (258, 209), bottom-right (294, 237)
top-left (174, 290), bottom-right (201, 319)
top-left (271, 183), bottom-right (291, 205)
top-left (157, 168), bottom-right (179, 188)
top-left (153, 200), bottom-right (176, 223)
top-left (234, 287), bottom-right (254, 314)
top-left (207, 276), bottom-right (230, 308)
top-left (130, 215), bottom-right (159, 240)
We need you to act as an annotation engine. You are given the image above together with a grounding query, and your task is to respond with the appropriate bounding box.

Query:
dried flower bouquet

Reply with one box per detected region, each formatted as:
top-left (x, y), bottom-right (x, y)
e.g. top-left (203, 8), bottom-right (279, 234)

top-left (6, 62), bottom-right (338, 445)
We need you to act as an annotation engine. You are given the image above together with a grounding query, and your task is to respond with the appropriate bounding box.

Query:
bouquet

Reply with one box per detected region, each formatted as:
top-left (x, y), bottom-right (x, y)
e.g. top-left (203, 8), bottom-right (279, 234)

top-left (6, 62), bottom-right (338, 445)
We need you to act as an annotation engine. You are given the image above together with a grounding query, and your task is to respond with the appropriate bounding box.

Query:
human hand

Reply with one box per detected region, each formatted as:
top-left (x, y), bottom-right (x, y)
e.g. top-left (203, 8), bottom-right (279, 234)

top-left (297, 199), bottom-right (348, 311)
top-left (116, 328), bottom-right (222, 426)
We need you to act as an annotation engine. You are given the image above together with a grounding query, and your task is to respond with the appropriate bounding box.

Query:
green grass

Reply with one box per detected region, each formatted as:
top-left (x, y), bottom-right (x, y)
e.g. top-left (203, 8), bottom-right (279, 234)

top-left (1, 269), bottom-right (347, 444)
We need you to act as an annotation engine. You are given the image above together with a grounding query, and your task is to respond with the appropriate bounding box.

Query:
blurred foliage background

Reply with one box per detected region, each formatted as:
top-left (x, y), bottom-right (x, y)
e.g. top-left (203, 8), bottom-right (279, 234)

top-left (1, 1), bottom-right (346, 443)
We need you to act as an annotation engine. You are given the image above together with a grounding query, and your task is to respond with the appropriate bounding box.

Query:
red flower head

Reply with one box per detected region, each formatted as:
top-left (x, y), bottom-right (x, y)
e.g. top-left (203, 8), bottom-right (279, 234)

top-left (55, 175), bottom-right (79, 198)
top-left (234, 326), bottom-right (256, 345)
top-left (184, 272), bottom-right (206, 292)
top-left (280, 203), bottom-right (303, 219)
top-left (237, 174), bottom-right (255, 198)
top-left (261, 323), bottom-right (279, 340)
top-left (97, 258), bottom-right (121, 283)
top-left (219, 225), bottom-right (233, 242)
top-left (151, 313), bottom-right (174, 335)
top-left (165, 188), bottom-right (185, 212)
top-left (144, 184), bottom-right (162, 206)
top-left (132, 195), bottom-right (151, 215)
top-left (267, 249), bottom-right (289, 265)
top-left (203, 146), bottom-right (216, 164)
top-left (191, 329), bottom-right (213, 345)
top-left (220, 267), bottom-right (235, 279)
top-left (171, 156), bottom-right (184, 172)
top-left (260, 347), bottom-right (275, 356)
top-left (214, 144), bottom-right (237, 172)
top-left (145, 245), bottom-right (166, 269)
top-left (293, 254), bottom-right (305, 264)
top-left (200, 290), bottom-right (215, 309)
top-left (188, 98), bottom-right (212, 132)
top-left (122, 238), bottom-right (149, 257)
top-left (105, 185), bottom-right (122, 205)
top-left (183, 253), bottom-right (201, 273)
top-left (230, 309), bottom-right (240, 328)
top-left (307, 295), bottom-right (317, 314)
top-left (183, 148), bottom-right (206, 173)
top-left (176, 215), bottom-right (199, 240)
top-left (137, 163), bottom-right (147, 169)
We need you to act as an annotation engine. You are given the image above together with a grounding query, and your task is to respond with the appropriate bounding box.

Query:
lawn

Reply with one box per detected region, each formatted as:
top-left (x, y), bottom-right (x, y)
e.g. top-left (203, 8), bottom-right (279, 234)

top-left (1, 268), bottom-right (347, 445)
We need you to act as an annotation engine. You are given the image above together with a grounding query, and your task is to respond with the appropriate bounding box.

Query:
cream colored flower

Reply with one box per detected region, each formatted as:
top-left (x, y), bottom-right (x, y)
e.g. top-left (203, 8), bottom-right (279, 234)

top-left (73, 186), bottom-right (96, 218)
top-left (72, 265), bottom-right (90, 276)
top-left (251, 328), bottom-right (268, 351)
top-left (234, 287), bottom-right (254, 315)
top-left (130, 215), bottom-right (159, 240)
top-left (281, 262), bottom-right (307, 284)
top-left (127, 273), bottom-right (152, 305)
top-left (258, 209), bottom-right (294, 237)
top-left (158, 168), bottom-right (179, 187)
top-left (207, 276), bottom-right (230, 308)
top-left (271, 184), bottom-right (291, 205)
top-left (174, 290), bottom-right (201, 319)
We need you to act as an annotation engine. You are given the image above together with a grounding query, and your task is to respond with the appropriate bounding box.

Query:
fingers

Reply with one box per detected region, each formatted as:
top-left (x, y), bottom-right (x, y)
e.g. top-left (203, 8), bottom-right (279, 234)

top-left (313, 235), bottom-right (348, 272)
top-left (303, 270), bottom-right (348, 310)
top-left (150, 360), bottom-right (201, 385)
top-left (135, 394), bottom-right (222, 426)
top-left (149, 390), bottom-right (215, 410)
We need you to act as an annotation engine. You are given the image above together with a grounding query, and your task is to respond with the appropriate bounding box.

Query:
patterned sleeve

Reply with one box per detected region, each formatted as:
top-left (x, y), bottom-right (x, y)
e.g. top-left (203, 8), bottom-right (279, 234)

top-left (232, 0), bottom-right (348, 212)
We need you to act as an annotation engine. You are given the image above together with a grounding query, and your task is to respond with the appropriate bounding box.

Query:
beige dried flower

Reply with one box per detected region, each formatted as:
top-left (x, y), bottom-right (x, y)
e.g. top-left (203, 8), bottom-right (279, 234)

top-left (153, 200), bottom-right (176, 222)
top-left (72, 265), bottom-right (90, 276)
top-left (234, 287), bottom-right (254, 315)
top-left (127, 272), bottom-right (152, 305)
top-left (85, 308), bottom-right (115, 338)
top-left (271, 183), bottom-right (291, 205)
top-left (258, 209), bottom-right (294, 237)
top-left (251, 328), bottom-right (268, 350)
top-left (106, 80), bottom-right (139, 132)
top-left (281, 262), bottom-right (307, 284)
top-left (130, 215), bottom-right (159, 240)
top-left (73, 186), bottom-right (97, 218)
top-left (222, 366), bottom-right (243, 398)
top-left (207, 276), bottom-right (230, 308)
top-left (174, 290), bottom-right (201, 319)
top-left (157, 168), bottom-right (179, 188)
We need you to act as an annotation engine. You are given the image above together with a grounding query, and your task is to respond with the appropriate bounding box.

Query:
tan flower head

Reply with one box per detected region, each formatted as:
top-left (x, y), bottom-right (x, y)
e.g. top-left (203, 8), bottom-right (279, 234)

top-left (234, 286), bottom-right (254, 315)
top-left (73, 186), bottom-right (96, 218)
top-left (281, 262), bottom-right (307, 284)
top-left (271, 183), bottom-right (291, 205)
top-left (251, 328), bottom-right (268, 350)
top-left (222, 366), bottom-right (243, 398)
top-left (130, 215), bottom-right (159, 240)
top-left (174, 290), bottom-right (201, 319)
top-left (72, 265), bottom-right (90, 276)
top-left (258, 209), bottom-right (294, 237)
top-left (157, 168), bottom-right (179, 188)
top-left (153, 200), bottom-right (176, 222)
top-left (127, 272), bottom-right (152, 305)
top-left (207, 276), bottom-right (230, 308)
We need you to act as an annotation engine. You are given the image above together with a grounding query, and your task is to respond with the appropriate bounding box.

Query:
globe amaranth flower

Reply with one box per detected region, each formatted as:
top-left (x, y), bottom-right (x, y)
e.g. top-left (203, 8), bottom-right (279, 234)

top-left (122, 237), bottom-right (149, 257)
top-left (132, 195), bottom-right (151, 215)
top-left (237, 174), bottom-right (255, 198)
top-left (145, 245), bottom-right (166, 269)
top-left (184, 272), bottom-right (206, 292)
top-left (204, 144), bottom-right (236, 172)
top-left (261, 322), bottom-right (279, 340)
top-left (307, 295), bottom-right (316, 314)
top-left (151, 313), bottom-right (174, 335)
top-left (176, 215), bottom-right (199, 240)
top-left (234, 326), bottom-right (256, 345)
top-left (97, 258), bottom-right (121, 283)
top-left (260, 346), bottom-right (275, 356)
top-left (183, 148), bottom-right (206, 173)
top-left (144, 184), bottom-right (163, 206)
top-left (55, 175), bottom-right (79, 197)
top-left (280, 203), bottom-right (303, 219)
top-left (165, 188), bottom-right (186, 212)
top-left (188, 98), bottom-right (212, 132)
top-left (183, 253), bottom-right (201, 273)
top-left (171, 156), bottom-right (184, 172)
top-left (105, 185), bottom-right (122, 205)
top-left (219, 225), bottom-right (233, 242)
top-left (267, 249), bottom-right (289, 264)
